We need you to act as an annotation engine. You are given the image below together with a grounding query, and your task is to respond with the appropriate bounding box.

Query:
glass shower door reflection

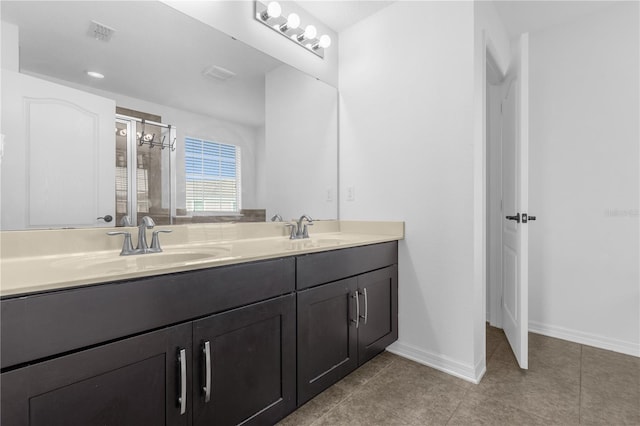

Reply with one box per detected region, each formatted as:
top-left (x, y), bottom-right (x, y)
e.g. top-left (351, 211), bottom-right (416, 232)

top-left (115, 115), bottom-right (176, 227)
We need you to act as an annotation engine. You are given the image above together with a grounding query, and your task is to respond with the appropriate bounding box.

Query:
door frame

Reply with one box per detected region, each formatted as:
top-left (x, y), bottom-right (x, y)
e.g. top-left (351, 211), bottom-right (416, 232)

top-left (475, 32), bottom-right (529, 372)
top-left (486, 53), bottom-right (505, 329)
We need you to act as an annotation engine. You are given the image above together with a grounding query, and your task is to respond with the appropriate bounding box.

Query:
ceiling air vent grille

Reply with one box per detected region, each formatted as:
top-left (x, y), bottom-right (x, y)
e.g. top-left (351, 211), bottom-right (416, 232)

top-left (202, 65), bottom-right (236, 82)
top-left (88, 21), bottom-right (116, 42)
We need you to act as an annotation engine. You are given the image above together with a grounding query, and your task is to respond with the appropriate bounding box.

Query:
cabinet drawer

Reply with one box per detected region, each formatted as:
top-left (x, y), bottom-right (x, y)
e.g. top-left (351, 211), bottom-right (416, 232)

top-left (296, 241), bottom-right (398, 290)
top-left (1, 257), bottom-right (295, 369)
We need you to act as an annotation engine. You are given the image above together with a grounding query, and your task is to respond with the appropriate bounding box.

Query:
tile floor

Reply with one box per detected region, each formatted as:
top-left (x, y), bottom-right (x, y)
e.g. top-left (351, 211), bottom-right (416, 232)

top-left (279, 325), bottom-right (640, 425)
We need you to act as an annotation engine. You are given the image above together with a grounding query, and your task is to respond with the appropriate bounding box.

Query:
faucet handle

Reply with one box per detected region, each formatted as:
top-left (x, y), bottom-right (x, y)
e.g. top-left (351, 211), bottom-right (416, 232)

top-left (302, 222), bottom-right (314, 239)
top-left (284, 223), bottom-right (297, 240)
top-left (107, 231), bottom-right (135, 256)
top-left (119, 215), bottom-right (133, 227)
top-left (150, 229), bottom-right (172, 253)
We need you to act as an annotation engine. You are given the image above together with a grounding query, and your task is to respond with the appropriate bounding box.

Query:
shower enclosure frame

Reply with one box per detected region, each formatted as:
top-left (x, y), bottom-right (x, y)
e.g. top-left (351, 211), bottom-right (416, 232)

top-left (115, 114), bottom-right (177, 227)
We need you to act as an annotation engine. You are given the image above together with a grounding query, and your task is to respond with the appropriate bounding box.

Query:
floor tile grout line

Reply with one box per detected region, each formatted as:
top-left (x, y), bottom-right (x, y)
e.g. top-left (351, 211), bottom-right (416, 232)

top-left (307, 356), bottom-right (399, 426)
top-left (579, 344), bottom-right (583, 424)
top-left (443, 387), bottom-right (471, 425)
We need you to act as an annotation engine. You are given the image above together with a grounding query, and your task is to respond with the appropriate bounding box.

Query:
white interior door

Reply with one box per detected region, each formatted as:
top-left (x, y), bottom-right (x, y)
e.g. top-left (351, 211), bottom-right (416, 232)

top-left (1, 71), bottom-right (115, 229)
top-left (501, 33), bottom-right (530, 369)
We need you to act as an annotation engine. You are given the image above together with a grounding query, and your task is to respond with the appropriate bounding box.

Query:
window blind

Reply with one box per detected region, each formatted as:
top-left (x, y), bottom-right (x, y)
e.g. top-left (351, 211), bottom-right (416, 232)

top-left (185, 137), bottom-right (241, 212)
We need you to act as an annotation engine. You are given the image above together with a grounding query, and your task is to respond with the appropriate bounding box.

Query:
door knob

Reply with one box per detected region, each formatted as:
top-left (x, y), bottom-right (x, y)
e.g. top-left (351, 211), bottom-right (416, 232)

top-left (97, 214), bottom-right (113, 223)
top-left (505, 213), bottom-right (520, 223)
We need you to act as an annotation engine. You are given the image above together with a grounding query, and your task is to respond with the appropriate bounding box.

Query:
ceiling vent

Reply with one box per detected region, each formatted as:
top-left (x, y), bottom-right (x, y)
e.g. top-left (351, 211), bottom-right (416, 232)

top-left (88, 20), bottom-right (116, 42)
top-left (202, 65), bottom-right (236, 82)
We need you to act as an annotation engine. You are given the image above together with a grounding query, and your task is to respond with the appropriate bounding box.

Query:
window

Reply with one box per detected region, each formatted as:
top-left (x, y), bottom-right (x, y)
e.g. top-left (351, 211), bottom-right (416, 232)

top-left (185, 137), bottom-right (241, 213)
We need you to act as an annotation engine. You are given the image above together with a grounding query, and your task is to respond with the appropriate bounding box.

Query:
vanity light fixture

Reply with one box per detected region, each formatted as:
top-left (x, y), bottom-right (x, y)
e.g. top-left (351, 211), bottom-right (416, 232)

top-left (254, 1), bottom-right (331, 59)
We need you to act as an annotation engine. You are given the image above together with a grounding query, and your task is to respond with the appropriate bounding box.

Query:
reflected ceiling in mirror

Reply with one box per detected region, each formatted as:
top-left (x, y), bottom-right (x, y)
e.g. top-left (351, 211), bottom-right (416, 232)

top-left (2, 1), bottom-right (281, 127)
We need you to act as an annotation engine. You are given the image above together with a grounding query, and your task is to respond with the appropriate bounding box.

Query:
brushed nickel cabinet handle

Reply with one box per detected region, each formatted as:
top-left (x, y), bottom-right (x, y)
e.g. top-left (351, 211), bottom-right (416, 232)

top-left (178, 348), bottom-right (187, 415)
top-left (203, 341), bottom-right (211, 403)
top-left (352, 290), bottom-right (360, 329)
top-left (362, 288), bottom-right (368, 325)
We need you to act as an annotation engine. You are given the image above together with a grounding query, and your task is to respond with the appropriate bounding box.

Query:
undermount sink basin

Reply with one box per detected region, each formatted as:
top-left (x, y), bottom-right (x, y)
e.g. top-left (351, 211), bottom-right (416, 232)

top-left (53, 250), bottom-right (227, 274)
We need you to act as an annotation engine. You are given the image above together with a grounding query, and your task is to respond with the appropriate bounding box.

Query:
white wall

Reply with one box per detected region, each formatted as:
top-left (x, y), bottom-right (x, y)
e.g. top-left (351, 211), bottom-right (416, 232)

top-left (162, 0), bottom-right (338, 87)
top-left (265, 64), bottom-right (338, 221)
top-left (340, 1), bottom-right (480, 381)
top-left (528, 2), bottom-right (639, 356)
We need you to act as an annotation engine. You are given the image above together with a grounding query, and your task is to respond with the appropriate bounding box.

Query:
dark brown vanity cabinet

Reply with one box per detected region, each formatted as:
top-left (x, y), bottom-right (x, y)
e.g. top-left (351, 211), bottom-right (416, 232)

top-left (1, 295), bottom-right (296, 426)
top-left (297, 277), bottom-right (359, 404)
top-left (192, 294), bottom-right (296, 426)
top-left (356, 266), bottom-right (399, 365)
top-left (296, 242), bottom-right (398, 405)
top-left (1, 258), bottom-right (296, 426)
top-left (1, 323), bottom-right (193, 426)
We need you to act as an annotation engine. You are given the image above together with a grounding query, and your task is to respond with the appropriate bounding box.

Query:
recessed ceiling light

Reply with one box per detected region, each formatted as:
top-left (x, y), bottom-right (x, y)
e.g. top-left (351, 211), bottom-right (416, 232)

top-left (86, 71), bottom-right (104, 79)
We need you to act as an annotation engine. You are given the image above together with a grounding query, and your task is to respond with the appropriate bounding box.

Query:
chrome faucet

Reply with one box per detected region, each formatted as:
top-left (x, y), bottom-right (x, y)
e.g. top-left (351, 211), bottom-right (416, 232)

top-left (108, 215), bottom-right (172, 256)
top-left (271, 214), bottom-right (283, 222)
top-left (287, 214), bottom-right (313, 239)
top-left (136, 216), bottom-right (155, 253)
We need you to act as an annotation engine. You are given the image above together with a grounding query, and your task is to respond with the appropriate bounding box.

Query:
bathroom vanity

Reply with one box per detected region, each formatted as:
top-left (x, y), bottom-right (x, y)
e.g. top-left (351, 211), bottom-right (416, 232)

top-left (0, 221), bottom-right (402, 426)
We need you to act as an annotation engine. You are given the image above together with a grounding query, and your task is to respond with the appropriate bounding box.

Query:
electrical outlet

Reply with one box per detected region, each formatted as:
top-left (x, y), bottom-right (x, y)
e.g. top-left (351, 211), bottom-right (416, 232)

top-left (326, 188), bottom-right (333, 202)
top-left (346, 186), bottom-right (355, 202)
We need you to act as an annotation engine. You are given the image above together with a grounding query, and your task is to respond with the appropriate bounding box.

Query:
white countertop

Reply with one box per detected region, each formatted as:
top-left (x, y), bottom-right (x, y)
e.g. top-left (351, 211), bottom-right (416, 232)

top-left (0, 221), bottom-right (404, 297)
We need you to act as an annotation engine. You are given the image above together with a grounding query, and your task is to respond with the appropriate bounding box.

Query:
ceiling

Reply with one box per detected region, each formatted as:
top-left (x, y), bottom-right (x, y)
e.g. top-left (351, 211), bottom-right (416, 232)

top-left (295, 1), bottom-right (395, 33)
top-left (295, 0), bottom-right (619, 37)
top-left (1, 1), bottom-right (282, 127)
top-left (492, 0), bottom-right (619, 38)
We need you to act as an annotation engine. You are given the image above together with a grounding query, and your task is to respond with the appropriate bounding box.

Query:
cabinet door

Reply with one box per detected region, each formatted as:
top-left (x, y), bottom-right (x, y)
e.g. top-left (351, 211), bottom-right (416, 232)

top-left (1, 323), bottom-right (192, 426)
top-left (297, 277), bottom-right (358, 405)
top-left (357, 265), bottom-right (399, 365)
top-left (192, 294), bottom-right (296, 426)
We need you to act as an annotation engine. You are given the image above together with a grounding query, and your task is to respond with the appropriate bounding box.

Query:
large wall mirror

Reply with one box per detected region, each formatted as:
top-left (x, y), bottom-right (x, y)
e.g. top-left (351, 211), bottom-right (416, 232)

top-left (0, 1), bottom-right (338, 230)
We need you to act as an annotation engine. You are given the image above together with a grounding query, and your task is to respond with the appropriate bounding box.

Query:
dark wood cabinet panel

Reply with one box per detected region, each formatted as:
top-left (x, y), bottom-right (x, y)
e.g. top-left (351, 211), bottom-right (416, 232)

top-left (357, 265), bottom-right (399, 365)
top-left (1, 323), bottom-right (192, 426)
top-left (192, 294), bottom-right (296, 426)
top-left (296, 241), bottom-right (398, 290)
top-left (297, 278), bottom-right (359, 405)
top-left (1, 257), bottom-right (295, 369)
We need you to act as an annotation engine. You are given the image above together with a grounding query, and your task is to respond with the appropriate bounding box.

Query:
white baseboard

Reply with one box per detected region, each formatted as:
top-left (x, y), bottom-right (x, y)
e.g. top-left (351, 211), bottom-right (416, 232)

top-left (386, 341), bottom-right (484, 384)
top-left (529, 321), bottom-right (640, 357)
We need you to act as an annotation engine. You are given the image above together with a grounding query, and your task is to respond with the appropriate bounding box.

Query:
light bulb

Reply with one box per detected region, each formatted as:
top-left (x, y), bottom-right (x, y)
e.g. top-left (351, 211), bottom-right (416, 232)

top-left (279, 12), bottom-right (300, 32)
top-left (287, 13), bottom-right (300, 29)
top-left (86, 71), bottom-right (104, 79)
top-left (318, 34), bottom-right (331, 48)
top-left (304, 25), bottom-right (317, 40)
top-left (266, 1), bottom-right (281, 18)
